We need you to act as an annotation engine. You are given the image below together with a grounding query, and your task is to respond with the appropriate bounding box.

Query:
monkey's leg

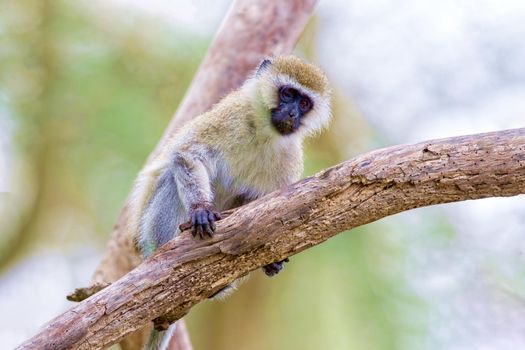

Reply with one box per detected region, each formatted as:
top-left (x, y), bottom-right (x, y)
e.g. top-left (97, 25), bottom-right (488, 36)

top-left (263, 258), bottom-right (290, 277)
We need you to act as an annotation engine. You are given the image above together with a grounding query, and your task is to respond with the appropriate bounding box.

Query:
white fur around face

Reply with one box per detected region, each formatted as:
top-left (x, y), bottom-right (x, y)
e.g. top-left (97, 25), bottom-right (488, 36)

top-left (248, 72), bottom-right (332, 140)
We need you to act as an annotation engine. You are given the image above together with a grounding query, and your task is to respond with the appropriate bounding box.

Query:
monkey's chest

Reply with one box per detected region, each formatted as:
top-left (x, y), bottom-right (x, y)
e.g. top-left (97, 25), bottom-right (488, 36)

top-left (212, 147), bottom-right (300, 210)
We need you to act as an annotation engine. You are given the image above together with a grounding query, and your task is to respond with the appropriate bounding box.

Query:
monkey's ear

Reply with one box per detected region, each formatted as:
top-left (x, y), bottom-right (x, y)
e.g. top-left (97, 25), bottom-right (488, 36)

top-left (256, 59), bottom-right (272, 76)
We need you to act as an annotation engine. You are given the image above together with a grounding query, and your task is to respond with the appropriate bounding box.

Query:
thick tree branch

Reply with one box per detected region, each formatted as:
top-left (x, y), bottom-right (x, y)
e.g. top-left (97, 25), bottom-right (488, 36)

top-left (17, 127), bottom-right (525, 350)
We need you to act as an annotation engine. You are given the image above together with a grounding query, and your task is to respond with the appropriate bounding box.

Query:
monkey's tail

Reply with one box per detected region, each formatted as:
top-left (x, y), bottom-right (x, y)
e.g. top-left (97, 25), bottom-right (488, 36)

top-left (145, 324), bottom-right (177, 350)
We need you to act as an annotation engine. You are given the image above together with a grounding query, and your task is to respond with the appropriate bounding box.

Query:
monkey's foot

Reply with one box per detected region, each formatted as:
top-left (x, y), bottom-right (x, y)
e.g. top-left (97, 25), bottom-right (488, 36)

top-left (263, 258), bottom-right (290, 277)
top-left (190, 208), bottom-right (221, 239)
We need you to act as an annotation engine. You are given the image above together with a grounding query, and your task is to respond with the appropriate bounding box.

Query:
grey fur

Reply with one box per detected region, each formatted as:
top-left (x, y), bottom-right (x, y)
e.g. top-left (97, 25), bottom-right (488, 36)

top-left (141, 167), bottom-right (182, 256)
top-left (140, 151), bottom-right (212, 256)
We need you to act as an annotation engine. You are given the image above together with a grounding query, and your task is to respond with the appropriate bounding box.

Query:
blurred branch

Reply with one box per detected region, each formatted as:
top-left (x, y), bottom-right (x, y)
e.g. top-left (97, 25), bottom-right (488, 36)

top-left (17, 128), bottom-right (525, 350)
top-left (87, 0), bottom-right (318, 349)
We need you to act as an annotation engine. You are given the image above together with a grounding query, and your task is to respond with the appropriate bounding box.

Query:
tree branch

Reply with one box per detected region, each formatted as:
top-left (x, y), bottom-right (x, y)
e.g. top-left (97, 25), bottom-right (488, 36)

top-left (17, 127), bottom-right (525, 350)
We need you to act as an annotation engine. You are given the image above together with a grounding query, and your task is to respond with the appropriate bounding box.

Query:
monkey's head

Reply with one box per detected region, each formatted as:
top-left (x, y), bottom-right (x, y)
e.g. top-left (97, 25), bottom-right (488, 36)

top-left (250, 56), bottom-right (331, 137)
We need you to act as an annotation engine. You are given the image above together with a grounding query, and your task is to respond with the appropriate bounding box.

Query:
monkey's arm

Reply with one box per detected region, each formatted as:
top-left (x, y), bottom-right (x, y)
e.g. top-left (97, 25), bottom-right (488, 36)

top-left (171, 152), bottom-right (220, 239)
top-left (139, 152), bottom-right (219, 256)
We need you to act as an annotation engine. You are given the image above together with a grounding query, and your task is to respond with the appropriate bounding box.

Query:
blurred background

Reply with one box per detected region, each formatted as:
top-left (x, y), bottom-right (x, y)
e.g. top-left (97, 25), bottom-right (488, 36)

top-left (1, 0), bottom-right (525, 349)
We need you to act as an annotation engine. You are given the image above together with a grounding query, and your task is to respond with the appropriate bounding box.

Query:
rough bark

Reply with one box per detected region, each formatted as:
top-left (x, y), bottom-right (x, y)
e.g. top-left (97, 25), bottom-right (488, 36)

top-left (17, 127), bottom-right (525, 350)
top-left (87, 0), bottom-right (318, 349)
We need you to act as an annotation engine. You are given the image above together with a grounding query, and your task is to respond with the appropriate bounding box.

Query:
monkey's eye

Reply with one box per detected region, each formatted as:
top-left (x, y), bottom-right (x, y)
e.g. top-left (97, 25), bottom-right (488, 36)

top-left (298, 97), bottom-right (312, 112)
top-left (280, 87), bottom-right (296, 102)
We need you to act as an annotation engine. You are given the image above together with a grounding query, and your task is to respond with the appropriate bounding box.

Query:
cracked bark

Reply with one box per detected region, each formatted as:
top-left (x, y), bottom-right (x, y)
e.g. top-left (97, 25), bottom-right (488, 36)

top-left (16, 127), bottom-right (525, 350)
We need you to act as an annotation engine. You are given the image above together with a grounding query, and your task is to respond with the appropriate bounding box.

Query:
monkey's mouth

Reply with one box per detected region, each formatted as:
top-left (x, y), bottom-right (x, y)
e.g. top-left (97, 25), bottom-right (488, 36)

top-left (271, 110), bottom-right (299, 135)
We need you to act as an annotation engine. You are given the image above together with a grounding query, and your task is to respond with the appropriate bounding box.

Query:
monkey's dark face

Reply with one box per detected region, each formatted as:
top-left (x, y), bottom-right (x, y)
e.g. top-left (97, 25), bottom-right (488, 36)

top-left (271, 85), bottom-right (313, 135)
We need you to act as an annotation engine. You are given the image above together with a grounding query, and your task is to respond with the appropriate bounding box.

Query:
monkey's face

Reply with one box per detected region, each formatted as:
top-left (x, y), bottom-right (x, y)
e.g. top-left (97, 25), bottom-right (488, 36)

top-left (270, 85), bottom-right (313, 135)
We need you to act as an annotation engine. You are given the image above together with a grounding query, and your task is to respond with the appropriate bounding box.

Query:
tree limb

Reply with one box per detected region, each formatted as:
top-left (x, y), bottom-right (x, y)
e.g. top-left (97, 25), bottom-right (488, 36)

top-left (17, 127), bottom-right (525, 350)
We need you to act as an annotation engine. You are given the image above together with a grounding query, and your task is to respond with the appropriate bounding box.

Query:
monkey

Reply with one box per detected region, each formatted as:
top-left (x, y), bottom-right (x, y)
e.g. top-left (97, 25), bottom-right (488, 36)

top-left (128, 55), bottom-right (331, 349)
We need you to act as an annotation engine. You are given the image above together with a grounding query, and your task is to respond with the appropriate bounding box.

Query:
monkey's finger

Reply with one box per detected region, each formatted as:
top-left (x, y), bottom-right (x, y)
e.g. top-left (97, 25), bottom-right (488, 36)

top-left (198, 212), bottom-right (213, 238)
top-left (195, 224), bottom-right (204, 240)
top-left (195, 213), bottom-right (204, 238)
top-left (191, 225), bottom-right (198, 237)
top-left (191, 214), bottom-right (198, 237)
top-left (214, 212), bottom-right (222, 221)
top-left (208, 212), bottom-right (216, 232)
top-left (203, 224), bottom-right (214, 238)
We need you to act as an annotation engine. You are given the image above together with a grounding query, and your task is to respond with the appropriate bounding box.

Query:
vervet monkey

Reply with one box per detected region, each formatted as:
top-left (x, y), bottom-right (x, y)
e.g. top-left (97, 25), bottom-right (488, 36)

top-left (130, 55), bottom-right (331, 349)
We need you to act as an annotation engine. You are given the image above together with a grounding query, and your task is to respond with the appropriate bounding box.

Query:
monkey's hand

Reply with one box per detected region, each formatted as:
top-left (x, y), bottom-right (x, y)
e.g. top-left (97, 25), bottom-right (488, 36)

top-left (263, 258), bottom-right (290, 277)
top-left (190, 207), bottom-right (222, 239)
